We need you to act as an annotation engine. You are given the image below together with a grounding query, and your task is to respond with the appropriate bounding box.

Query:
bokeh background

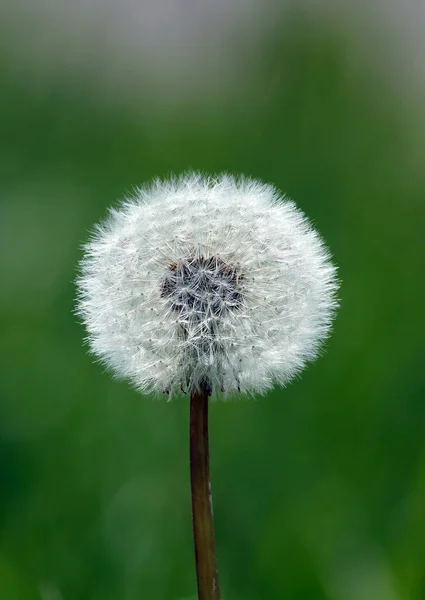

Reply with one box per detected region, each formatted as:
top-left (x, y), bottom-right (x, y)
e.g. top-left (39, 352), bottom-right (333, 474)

top-left (1, 1), bottom-right (424, 599)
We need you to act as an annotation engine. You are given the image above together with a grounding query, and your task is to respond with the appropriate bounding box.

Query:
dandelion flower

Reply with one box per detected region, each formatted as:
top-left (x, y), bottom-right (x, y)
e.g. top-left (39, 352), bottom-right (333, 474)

top-left (77, 173), bottom-right (338, 398)
top-left (76, 172), bottom-right (339, 600)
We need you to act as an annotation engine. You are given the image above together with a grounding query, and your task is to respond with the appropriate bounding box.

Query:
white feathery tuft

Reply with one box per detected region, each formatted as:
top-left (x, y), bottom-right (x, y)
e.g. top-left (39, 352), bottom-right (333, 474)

top-left (76, 173), bottom-right (339, 397)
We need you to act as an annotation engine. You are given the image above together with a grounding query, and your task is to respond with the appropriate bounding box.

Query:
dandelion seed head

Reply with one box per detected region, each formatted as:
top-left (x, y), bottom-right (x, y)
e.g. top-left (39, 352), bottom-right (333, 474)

top-left (76, 173), bottom-right (339, 397)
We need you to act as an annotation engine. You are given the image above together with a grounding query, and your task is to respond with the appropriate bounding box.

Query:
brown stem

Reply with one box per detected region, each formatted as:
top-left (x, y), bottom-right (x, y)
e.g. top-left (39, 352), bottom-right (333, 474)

top-left (190, 380), bottom-right (221, 600)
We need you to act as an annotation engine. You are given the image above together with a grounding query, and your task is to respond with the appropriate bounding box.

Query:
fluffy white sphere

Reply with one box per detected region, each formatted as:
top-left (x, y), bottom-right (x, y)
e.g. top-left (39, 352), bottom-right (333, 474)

top-left (77, 173), bottom-right (338, 397)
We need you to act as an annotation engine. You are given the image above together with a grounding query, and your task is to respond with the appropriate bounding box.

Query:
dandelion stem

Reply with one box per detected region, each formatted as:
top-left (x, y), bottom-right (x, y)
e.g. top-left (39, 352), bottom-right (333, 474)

top-left (190, 380), bottom-right (221, 600)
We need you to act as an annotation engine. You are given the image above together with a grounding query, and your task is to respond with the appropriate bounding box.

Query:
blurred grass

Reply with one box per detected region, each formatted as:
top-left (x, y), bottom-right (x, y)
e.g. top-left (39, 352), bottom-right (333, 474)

top-left (1, 11), bottom-right (424, 600)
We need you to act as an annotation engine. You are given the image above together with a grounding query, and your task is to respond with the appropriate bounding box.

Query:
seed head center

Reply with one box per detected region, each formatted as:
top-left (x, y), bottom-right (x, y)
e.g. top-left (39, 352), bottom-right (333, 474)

top-left (160, 255), bottom-right (244, 319)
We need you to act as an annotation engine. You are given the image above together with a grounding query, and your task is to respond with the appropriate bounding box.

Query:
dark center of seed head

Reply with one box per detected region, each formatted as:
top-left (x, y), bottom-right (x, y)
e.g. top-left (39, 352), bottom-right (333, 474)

top-left (160, 255), bottom-right (244, 317)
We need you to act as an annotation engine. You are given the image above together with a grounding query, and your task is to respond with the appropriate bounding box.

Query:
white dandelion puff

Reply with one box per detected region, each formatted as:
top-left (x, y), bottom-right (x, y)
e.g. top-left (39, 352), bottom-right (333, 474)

top-left (76, 173), bottom-right (339, 397)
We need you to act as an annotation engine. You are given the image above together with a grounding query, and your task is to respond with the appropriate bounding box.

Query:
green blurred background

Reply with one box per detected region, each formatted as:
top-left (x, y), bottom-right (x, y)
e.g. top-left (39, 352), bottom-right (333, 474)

top-left (1, 3), bottom-right (424, 599)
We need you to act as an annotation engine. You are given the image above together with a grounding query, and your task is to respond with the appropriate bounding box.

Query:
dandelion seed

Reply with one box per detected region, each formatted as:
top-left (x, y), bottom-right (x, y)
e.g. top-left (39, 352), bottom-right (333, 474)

top-left (76, 172), bottom-right (338, 398)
